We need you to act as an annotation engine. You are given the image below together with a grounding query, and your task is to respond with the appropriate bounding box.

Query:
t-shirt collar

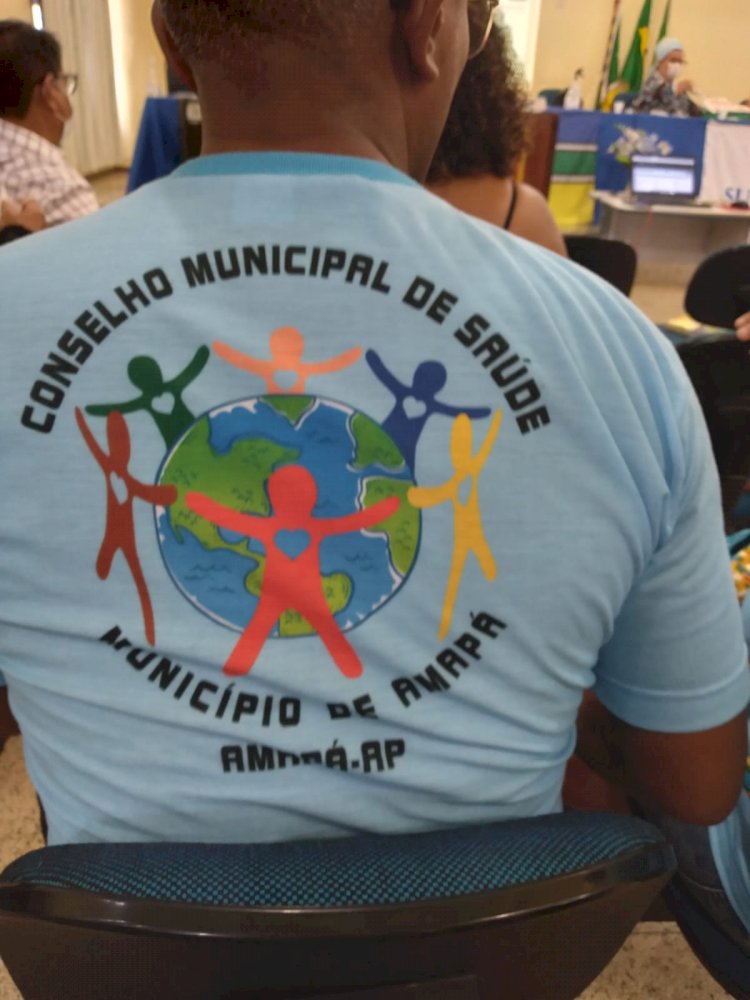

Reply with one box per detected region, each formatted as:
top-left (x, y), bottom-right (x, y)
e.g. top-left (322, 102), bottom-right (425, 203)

top-left (172, 151), bottom-right (420, 188)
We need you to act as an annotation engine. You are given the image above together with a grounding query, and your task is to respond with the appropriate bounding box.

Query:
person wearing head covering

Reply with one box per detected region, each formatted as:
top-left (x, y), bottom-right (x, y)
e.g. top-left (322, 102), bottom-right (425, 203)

top-left (632, 37), bottom-right (696, 115)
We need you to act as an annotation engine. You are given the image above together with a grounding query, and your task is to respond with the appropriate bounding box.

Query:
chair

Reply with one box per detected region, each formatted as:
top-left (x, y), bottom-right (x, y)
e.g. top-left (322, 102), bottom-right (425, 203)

top-left (0, 812), bottom-right (675, 1000)
top-left (676, 334), bottom-right (750, 531)
top-left (665, 874), bottom-right (750, 1000)
top-left (518, 112), bottom-right (559, 198)
top-left (564, 235), bottom-right (638, 297)
top-left (684, 245), bottom-right (750, 330)
top-left (538, 88), bottom-right (566, 108)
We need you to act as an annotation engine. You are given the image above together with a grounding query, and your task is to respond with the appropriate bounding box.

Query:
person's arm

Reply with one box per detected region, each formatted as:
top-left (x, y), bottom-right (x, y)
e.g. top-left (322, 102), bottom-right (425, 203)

top-left (576, 689), bottom-right (747, 825)
top-left (0, 198), bottom-right (46, 245)
top-left (0, 686), bottom-right (20, 741)
top-left (508, 183), bottom-right (568, 257)
top-left (735, 312), bottom-right (750, 341)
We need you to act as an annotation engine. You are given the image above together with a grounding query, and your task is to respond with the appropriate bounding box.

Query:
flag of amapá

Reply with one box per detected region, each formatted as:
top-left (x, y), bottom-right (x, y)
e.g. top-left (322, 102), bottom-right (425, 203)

top-left (620, 0), bottom-right (652, 92)
top-left (657, 0), bottom-right (672, 42)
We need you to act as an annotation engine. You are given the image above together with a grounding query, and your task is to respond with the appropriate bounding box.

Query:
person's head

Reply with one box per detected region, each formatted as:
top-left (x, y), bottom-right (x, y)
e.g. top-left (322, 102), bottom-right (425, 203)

top-left (0, 20), bottom-right (73, 145)
top-left (654, 37), bottom-right (686, 82)
top-left (151, 0), bottom-right (498, 181)
top-left (426, 19), bottom-right (529, 183)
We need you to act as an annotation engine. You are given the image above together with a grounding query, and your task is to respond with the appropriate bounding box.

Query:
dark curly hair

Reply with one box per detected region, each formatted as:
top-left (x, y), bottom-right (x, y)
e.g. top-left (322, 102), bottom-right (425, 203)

top-left (428, 20), bottom-right (530, 183)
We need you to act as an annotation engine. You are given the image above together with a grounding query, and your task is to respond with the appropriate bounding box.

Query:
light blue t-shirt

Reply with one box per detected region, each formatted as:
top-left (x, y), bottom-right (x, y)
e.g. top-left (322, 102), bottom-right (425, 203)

top-left (1, 152), bottom-right (748, 845)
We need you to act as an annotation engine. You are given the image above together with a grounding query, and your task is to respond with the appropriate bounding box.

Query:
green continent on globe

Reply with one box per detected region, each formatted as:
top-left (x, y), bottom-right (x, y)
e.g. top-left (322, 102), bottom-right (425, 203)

top-left (351, 413), bottom-right (404, 470)
top-left (267, 395), bottom-right (315, 424)
top-left (160, 414), bottom-right (353, 633)
top-left (361, 477), bottom-right (420, 577)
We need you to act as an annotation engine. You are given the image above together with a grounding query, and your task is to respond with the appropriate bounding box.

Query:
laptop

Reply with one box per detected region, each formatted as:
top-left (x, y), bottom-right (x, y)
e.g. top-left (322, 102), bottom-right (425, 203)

top-left (629, 154), bottom-right (705, 207)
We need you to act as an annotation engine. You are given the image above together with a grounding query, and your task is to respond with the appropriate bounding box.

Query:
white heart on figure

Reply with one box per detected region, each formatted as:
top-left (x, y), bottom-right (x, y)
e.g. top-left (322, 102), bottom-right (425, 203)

top-left (457, 477), bottom-right (473, 507)
top-left (274, 368), bottom-right (298, 392)
top-left (152, 391), bottom-right (176, 415)
top-left (403, 396), bottom-right (427, 420)
top-left (109, 472), bottom-right (130, 505)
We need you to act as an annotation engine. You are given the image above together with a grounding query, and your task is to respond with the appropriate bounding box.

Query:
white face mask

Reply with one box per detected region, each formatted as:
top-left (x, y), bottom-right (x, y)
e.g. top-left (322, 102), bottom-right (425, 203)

top-left (665, 62), bottom-right (683, 80)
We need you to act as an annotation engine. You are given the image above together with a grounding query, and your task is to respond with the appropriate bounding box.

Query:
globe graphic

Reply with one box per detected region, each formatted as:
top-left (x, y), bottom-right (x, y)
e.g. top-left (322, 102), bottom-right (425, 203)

top-left (155, 395), bottom-right (420, 637)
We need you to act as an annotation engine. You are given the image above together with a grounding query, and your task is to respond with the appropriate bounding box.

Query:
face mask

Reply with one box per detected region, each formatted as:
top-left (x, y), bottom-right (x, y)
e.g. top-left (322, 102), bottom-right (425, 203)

top-left (665, 62), bottom-right (683, 80)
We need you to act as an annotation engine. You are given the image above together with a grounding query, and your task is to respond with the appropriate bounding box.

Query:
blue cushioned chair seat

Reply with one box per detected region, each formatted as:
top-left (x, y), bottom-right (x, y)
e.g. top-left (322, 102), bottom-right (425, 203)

top-left (2, 812), bottom-right (666, 909)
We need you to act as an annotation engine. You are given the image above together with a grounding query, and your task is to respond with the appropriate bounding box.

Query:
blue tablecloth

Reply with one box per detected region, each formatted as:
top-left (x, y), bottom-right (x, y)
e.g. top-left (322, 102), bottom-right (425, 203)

top-left (127, 97), bottom-right (183, 193)
top-left (595, 113), bottom-right (707, 193)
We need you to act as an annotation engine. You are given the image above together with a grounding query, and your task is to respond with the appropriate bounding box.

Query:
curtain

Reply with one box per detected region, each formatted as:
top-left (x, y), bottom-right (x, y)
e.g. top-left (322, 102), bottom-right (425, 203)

top-left (42, 0), bottom-right (122, 175)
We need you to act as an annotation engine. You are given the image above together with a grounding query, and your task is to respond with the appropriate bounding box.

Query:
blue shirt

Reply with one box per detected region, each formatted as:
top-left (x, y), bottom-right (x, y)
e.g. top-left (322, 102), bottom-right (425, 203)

top-left (1, 152), bottom-right (747, 845)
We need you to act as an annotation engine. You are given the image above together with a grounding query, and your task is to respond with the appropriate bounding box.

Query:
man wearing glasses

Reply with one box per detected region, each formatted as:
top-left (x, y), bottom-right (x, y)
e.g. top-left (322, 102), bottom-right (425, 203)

top-left (0, 19), bottom-right (97, 228)
top-left (0, 0), bottom-right (747, 856)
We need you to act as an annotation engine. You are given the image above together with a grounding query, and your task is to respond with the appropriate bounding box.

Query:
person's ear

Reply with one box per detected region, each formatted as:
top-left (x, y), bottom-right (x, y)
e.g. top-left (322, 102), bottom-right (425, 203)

top-left (38, 72), bottom-right (68, 118)
top-left (151, 1), bottom-right (197, 92)
top-left (396, 0), bottom-right (450, 82)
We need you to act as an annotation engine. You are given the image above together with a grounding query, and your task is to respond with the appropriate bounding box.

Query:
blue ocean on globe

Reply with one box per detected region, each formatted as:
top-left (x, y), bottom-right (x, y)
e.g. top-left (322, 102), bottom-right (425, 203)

top-left (155, 395), bottom-right (420, 637)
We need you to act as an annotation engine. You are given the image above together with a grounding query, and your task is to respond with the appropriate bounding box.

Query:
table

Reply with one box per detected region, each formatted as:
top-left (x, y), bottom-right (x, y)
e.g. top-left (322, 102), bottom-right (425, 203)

top-left (592, 191), bottom-right (750, 270)
top-left (549, 110), bottom-right (750, 230)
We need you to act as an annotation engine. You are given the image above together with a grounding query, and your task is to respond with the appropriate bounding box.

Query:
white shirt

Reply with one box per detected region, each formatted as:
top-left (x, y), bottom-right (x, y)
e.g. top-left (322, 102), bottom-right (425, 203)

top-left (0, 117), bottom-right (98, 225)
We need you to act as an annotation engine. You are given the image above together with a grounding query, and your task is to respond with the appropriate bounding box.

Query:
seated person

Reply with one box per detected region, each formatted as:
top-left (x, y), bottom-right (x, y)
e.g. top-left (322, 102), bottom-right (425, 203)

top-left (0, 195), bottom-right (44, 244)
top-left (0, 0), bottom-right (747, 850)
top-left (632, 37), bottom-right (697, 116)
top-left (0, 20), bottom-right (98, 225)
top-left (426, 20), bottom-right (566, 256)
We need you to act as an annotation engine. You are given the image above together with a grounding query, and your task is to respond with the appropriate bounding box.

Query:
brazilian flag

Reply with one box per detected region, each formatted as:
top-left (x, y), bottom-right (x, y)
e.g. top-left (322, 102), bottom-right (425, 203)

top-left (620, 0), bottom-right (652, 92)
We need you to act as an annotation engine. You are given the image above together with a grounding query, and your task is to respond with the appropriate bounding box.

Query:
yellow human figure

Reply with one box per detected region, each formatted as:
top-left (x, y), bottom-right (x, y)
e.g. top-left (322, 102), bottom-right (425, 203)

top-left (214, 325), bottom-right (362, 394)
top-left (408, 411), bottom-right (502, 640)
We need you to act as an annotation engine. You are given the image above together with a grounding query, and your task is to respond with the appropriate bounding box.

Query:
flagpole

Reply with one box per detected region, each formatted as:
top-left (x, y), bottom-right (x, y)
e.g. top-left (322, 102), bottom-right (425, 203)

top-left (597, 0), bottom-right (623, 108)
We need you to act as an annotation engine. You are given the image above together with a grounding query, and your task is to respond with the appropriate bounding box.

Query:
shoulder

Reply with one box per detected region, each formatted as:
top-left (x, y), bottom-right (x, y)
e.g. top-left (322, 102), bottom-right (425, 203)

top-left (508, 183), bottom-right (568, 257)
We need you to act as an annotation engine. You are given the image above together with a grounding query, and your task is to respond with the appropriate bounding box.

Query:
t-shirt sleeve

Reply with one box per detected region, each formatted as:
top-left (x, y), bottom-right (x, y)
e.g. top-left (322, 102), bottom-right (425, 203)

top-left (595, 383), bottom-right (750, 733)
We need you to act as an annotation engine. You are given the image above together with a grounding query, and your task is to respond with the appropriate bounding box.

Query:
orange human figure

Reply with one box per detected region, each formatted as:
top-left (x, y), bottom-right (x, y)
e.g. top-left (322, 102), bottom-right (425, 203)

top-left (187, 465), bottom-right (399, 678)
top-left (213, 325), bottom-right (362, 393)
top-left (408, 411), bottom-right (502, 640)
top-left (75, 408), bottom-right (178, 646)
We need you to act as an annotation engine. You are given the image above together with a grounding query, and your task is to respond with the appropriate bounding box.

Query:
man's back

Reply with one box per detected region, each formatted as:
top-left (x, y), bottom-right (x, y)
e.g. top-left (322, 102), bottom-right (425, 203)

top-left (1, 151), bottom-right (747, 843)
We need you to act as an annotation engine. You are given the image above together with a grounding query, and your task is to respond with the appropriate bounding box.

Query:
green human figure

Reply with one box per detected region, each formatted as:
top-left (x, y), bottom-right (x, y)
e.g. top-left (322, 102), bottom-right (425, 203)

top-left (85, 347), bottom-right (210, 446)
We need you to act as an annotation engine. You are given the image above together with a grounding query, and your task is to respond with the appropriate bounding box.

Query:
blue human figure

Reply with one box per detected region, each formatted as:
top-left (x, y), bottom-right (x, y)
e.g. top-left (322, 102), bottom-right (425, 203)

top-left (365, 349), bottom-right (491, 471)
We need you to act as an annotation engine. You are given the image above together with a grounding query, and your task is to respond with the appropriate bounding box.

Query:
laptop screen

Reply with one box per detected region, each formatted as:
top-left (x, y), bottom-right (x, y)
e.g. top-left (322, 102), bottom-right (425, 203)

top-left (630, 155), bottom-right (697, 198)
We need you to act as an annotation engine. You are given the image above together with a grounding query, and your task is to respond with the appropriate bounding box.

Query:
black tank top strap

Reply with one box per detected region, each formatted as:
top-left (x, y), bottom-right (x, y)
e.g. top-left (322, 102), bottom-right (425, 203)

top-left (502, 181), bottom-right (519, 231)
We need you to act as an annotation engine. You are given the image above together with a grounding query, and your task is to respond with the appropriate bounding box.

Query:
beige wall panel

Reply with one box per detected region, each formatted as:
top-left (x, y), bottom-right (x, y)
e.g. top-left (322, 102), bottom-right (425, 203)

top-left (0, 1), bottom-right (33, 22)
top-left (109, 0), bottom-right (166, 161)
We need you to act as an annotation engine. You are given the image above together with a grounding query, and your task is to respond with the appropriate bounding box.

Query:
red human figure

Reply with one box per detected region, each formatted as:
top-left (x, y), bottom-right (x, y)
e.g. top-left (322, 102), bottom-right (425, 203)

top-left (75, 407), bottom-right (178, 646)
top-left (187, 465), bottom-right (399, 678)
top-left (213, 325), bottom-right (362, 394)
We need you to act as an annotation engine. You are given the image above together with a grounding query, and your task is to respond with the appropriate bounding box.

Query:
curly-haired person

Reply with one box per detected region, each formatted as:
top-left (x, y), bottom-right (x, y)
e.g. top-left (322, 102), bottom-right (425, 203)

top-left (427, 20), bottom-right (566, 256)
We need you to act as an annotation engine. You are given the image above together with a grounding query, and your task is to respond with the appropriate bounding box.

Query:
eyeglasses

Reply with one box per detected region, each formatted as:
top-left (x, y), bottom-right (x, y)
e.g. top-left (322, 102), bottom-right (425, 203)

top-left (58, 72), bottom-right (78, 97)
top-left (467, 0), bottom-right (499, 60)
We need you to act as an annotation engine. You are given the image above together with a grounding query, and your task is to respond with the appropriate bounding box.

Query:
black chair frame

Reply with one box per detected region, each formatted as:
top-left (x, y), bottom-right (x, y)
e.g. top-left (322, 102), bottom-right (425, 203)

top-left (0, 836), bottom-right (674, 1000)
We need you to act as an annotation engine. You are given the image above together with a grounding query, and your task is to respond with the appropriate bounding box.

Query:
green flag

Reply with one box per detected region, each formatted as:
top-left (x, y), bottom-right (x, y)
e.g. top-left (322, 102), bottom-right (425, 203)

top-left (620, 0), bottom-right (652, 92)
top-left (608, 23), bottom-right (622, 87)
top-left (657, 0), bottom-right (672, 42)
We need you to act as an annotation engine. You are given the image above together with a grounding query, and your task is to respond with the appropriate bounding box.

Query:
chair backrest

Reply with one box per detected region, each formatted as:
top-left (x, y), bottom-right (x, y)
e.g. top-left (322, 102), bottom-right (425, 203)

top-left (684, 245), bottom-right (750, 329)
top-left (518, 112), bottom-right (560, 198)
top-left (564, 235), bottom-right (638, 297)
top-left (538, 88), bottom-right (566, 107)
top-left (0, 812), bottom-right (675, 1000)
top-left (676, 334), bottom-right (750, 532)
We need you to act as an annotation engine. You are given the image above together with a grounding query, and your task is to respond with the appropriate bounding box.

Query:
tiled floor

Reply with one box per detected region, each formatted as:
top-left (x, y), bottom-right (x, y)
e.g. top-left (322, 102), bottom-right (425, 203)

top-left (0, 177), bottom-right (729, 999)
